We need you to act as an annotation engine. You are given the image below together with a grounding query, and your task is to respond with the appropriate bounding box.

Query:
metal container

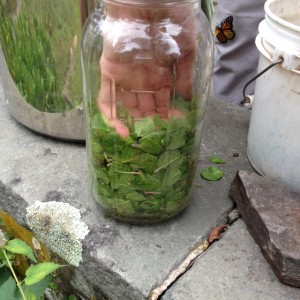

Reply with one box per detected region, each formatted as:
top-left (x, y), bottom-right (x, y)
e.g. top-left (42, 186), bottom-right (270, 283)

top-left (0, 0), bottom-right (96, 141)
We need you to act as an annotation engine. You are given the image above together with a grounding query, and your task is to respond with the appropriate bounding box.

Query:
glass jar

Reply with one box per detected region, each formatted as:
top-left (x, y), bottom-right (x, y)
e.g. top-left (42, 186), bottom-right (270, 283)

top-left (81, 0), bottom-right (214, 223)
top-left (0, 0), bottom-right (96, 140)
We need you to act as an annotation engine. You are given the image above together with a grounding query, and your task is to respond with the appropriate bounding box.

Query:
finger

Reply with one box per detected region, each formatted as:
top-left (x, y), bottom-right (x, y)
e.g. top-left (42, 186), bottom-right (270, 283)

top-left (98, 77), bottom-right (130, 137)
top-left (116, 88), bottom-right (143, 119)
top-left (116, 88), bottom-right (138, 109)
top-left (136, 92), bottom-right (156, 114)
top-left (114, 120), bottom-right (130, 138)
top-left (98, 97), bottom-right (130, 138)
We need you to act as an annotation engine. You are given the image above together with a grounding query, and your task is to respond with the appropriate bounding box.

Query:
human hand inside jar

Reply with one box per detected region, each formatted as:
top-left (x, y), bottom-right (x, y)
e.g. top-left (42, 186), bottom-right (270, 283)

top-left (98, 2), bottom-right (198, 137)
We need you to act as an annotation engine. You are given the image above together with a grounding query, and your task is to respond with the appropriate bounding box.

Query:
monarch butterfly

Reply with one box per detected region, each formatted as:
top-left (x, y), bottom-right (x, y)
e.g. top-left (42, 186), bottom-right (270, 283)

top-left (215, 16), bottom-right (235, 43)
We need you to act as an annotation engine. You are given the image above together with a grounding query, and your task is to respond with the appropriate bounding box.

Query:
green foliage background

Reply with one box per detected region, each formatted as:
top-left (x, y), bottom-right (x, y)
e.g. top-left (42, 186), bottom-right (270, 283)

top-left (0, 0), bottom-right (82, 112)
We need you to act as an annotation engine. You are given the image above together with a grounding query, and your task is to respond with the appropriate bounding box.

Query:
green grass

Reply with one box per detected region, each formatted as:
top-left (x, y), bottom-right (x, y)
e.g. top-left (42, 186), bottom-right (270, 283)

top-left (0, 0), bottom-right (83, 112)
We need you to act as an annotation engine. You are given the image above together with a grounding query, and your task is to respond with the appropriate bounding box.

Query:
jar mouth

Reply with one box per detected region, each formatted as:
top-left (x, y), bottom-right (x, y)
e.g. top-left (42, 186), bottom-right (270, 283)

top-left (103, 0), bottom-right (197, 6)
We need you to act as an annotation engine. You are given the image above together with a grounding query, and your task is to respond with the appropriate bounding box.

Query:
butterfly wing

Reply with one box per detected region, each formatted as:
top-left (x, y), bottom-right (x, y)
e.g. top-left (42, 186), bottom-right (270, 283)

top-left (221, 16), bottom-right (235, 41)
top-left (223, 29), bottom-right (235, 40)
top-left (215, 26), bottom-right (228, 43)
top-left (221, 16), bottom-right (234, 30)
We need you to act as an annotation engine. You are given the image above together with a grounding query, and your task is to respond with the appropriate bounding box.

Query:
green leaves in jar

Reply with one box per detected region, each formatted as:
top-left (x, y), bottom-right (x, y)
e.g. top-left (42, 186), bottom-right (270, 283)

top-left (89, 102), bottom-right (202, 222)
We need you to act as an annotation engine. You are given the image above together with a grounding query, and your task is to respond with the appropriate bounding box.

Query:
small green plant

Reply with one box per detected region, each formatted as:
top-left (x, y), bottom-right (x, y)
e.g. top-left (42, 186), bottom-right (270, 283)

top-left (0, 225), bottom-right (64, 300)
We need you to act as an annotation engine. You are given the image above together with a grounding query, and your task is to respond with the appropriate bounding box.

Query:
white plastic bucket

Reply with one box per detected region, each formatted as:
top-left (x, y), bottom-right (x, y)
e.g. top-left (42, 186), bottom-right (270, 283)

top-left (247, 0), bottom-right (300, 192)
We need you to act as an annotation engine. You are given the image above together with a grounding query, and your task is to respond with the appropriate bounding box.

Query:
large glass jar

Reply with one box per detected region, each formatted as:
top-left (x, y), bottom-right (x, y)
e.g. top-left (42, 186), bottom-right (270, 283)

top-left (81, 0), bottom-right (214, 223)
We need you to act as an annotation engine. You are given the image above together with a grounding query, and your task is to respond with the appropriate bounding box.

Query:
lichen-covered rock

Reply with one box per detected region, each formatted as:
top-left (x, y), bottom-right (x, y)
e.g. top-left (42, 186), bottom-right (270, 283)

top-left (26, 201), bottom-right (89, 267)
top-left (230, 170), bottom-right (300, 287)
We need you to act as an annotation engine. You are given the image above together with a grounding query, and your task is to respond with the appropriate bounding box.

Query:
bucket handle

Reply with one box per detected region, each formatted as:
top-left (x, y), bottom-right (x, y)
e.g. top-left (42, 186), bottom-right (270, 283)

top-left (241, 58), bottom-right (283, 105)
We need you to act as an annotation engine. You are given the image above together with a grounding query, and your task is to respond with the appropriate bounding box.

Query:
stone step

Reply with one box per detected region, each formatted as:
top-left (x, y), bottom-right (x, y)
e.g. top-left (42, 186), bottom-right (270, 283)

top-left (2, 67), bottom-right (297, 299)
top-left (162, 220), bottom-right (300, 300)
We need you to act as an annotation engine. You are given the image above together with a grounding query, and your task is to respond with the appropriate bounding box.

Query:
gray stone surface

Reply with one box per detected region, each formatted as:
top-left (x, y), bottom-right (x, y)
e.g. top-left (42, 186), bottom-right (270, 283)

top-left (0, 71), bottom-right (265, 299)
top-left (230, 170), bottom-right (300, 287)
top-left (163, 220), bottom-right (300, 300)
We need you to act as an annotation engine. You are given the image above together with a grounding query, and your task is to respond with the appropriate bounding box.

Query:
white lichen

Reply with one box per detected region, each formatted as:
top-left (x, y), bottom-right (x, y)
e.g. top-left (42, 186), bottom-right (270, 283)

top-left (26, 201), bottom-right (89, 267)
top-left (0, 229), bottom-right (7, 247)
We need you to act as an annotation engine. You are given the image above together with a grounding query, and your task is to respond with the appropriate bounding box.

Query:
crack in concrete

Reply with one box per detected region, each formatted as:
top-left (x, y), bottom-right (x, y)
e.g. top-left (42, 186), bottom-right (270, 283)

top-left (148, 240), bottom-right (209, 300)
top-left (148, 208), bottom-right (241, 300)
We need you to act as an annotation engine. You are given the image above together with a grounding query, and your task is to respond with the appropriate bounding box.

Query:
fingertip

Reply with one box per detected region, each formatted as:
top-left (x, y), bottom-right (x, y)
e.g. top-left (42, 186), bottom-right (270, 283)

top-left (115, 121), bottom-right (130, 138)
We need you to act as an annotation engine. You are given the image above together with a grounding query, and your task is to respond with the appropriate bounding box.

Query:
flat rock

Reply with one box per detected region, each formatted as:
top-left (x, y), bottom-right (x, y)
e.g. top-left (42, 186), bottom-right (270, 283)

top-left (230, 170), bottom-right (300, 287)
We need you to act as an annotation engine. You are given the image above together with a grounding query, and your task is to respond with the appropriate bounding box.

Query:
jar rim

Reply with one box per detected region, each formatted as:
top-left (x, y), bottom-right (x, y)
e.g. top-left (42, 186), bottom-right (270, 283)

top-left (103, 0), bottom-right (198, 6)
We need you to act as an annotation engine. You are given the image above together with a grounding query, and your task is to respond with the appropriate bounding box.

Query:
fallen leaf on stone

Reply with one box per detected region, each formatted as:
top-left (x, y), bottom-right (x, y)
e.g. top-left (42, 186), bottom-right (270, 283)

top-left (208, 225), bottom-right (229, 243)
top-left (209, 156), bottom-right (226, 164)
top-left (201, 166), bottom-right (224, 181)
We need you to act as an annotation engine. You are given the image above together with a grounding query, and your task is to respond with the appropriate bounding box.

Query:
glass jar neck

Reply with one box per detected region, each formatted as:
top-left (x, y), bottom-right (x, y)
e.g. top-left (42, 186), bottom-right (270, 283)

top-left (102, 0), bottom-right (200, 24)
top-left (103, 0), bottom-right (198, 7)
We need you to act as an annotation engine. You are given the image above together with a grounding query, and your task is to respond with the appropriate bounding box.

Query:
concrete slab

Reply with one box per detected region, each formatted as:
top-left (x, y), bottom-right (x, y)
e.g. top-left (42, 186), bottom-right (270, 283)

top-left (162, 220), bottom-right (300, 300)
top-left (0, 71), bottom-right (254, 299)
